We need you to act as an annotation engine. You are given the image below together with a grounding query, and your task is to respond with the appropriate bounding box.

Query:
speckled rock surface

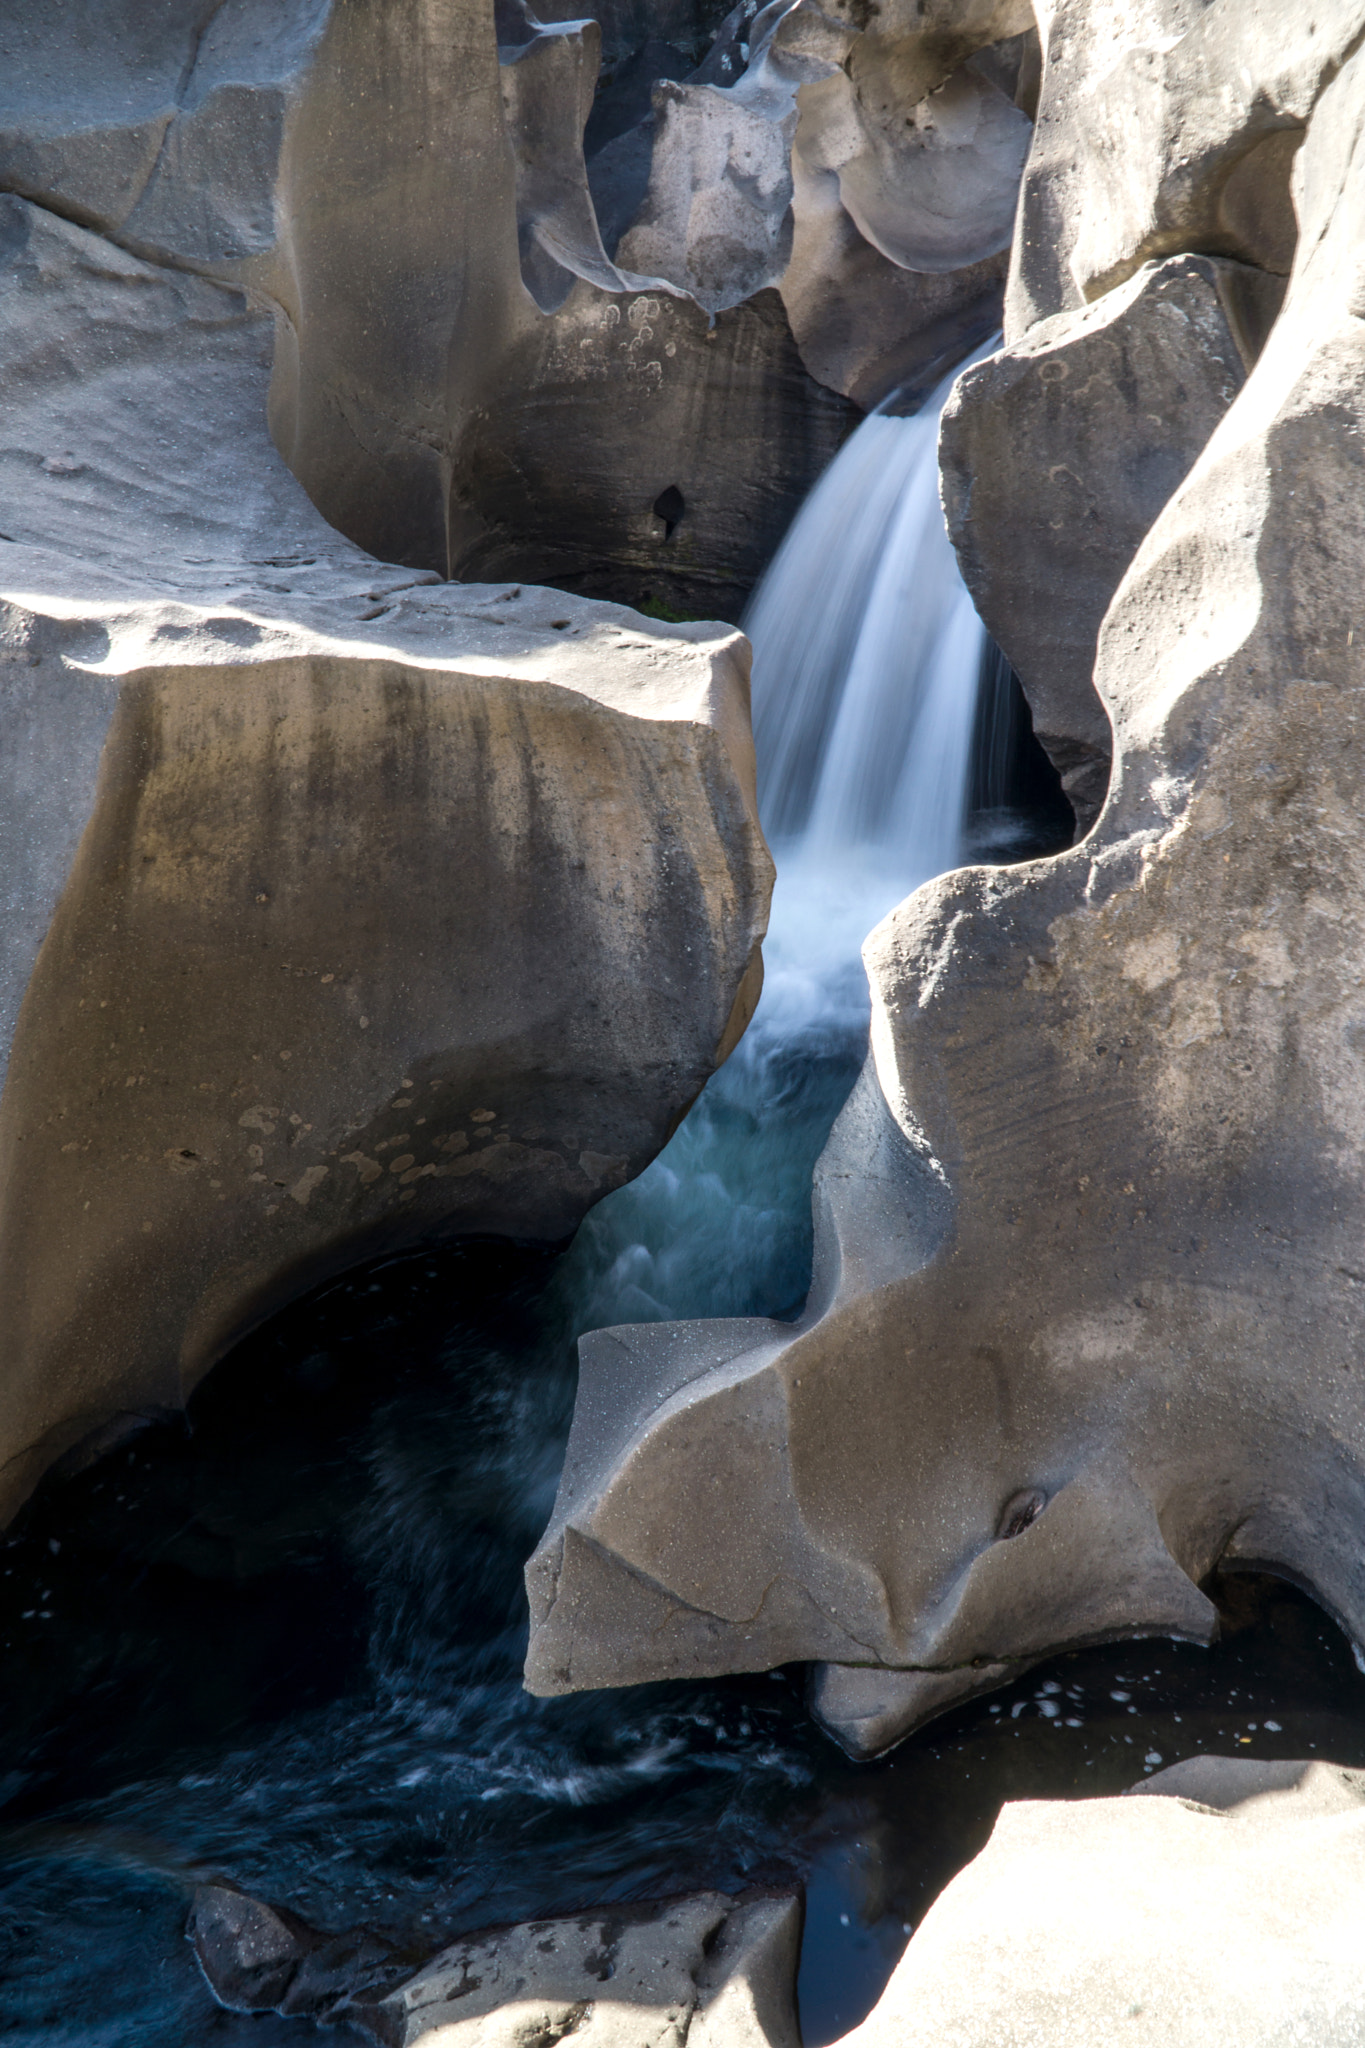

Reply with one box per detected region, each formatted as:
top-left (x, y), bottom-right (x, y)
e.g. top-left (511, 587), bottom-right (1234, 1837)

top-left (190, 1881), bottom-right (801, 2048)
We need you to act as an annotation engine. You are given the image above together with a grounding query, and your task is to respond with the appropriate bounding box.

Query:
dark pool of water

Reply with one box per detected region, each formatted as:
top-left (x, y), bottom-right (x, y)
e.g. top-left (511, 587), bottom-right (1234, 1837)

top-left (2, 1215), bottom-right (1364, 2047)
top-left (2, 853), bottom-right (1363, 2044)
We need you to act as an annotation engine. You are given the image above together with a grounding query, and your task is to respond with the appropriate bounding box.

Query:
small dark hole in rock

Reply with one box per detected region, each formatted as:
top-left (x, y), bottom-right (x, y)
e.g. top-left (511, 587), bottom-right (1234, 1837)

top-left (653, 484), bottom-right (685, 539)
top-left (997, 1488), bottom-right (1047, 1540)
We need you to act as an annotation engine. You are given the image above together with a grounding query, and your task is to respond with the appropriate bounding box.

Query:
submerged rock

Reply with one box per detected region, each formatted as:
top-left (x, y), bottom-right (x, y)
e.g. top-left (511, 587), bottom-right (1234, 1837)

top-left (523, 33), bottom-right (1365, 1748)
top-left (832, 1759), bottom-right (1365, 2047)
top-left (0, 194), bottom-right (771, 1526)
top-left (189, 1882), bottom-right (802, 2048)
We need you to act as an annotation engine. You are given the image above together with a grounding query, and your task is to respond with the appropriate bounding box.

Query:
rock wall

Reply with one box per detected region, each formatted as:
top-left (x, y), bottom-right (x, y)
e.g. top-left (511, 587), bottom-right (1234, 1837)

top-left (942, 0), bottom-right (1365, 821)
top-left (0, 0), bottom-right (1046, 1521)
top-left (0, 1), bottom-right (1043, 617)
top-left (0, 189), bottom-right (771, 1526)
top-left (524, 2), bottom-right (1365, 1753)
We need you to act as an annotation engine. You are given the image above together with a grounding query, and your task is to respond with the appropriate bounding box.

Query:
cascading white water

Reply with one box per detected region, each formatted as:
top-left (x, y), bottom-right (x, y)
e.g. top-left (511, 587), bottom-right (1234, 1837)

top-left (559, 350), bottom-right (994, 1332)
top-left (747, 350), bottom-right (992, 983)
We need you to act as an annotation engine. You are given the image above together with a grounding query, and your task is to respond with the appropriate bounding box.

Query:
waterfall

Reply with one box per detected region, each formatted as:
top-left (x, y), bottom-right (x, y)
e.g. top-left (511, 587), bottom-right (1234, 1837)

top-left (751, 363), bottom-right (987, 862)
top-left (559, 349), bottom-right (996, 1332)
top-left (745, 350), bottom-right (996, 991)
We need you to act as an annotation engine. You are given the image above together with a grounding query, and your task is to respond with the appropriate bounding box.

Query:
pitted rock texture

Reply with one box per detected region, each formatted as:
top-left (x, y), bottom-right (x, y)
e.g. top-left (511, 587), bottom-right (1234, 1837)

top-left (0, 193), bottom-right (772, 1527)
top-left (941, 251), bottom-right (1285, 833)
top-left (831, 1760), bottom-right (1365, 2047)
top-left (524, 36), bottom-right (1365, 1749)
top-left (190, 1881), bottom-right (802, 2048)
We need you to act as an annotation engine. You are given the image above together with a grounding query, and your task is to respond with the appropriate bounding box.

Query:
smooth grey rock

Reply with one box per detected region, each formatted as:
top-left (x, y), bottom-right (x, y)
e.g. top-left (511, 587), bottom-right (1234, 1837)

top-left (0, 195), bottom-right (771, 1526)
top-left (499, 6), bottom-right (662, 313)
top-left (941, 252), bottom-right (1285, 831)
top-left (797, 53), bottom-right (1031, 275)
top-left (808, 1659), bottom-right (1015, 1759)
top-left (0, 0), bottom-right (527, 574)
top-left (1007, 0), bottom-right (1363, 340)
top-left (615, 0), bottom-right (853, 314)
top-left (775, 20), bottom-right (1038, 404)
top-left (0, 0), bottom-right (1032, 598)
top-left (779, 82), bottom-right (1011, 406)
top-left (831, 1764), bottom-right (1365, 2047)
top-left (0, 0), bottom-right (333, 273)
top-left (1131, 1754), bottom-right (1365, 1819)
top-left (524, 37), bottom-right (1365, 1747)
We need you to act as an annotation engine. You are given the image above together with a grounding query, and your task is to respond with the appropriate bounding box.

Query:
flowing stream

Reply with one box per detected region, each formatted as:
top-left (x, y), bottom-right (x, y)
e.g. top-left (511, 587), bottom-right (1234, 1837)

top-left (4, 365), bottom-right (1360, 2047)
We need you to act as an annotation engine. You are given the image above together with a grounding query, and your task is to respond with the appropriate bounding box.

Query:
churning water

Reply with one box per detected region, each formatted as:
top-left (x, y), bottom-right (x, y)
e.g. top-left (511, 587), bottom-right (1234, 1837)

top-left (564, 348), bottom-right (1049, 1335)
top-left (5, 360), bottom-right (1353, 2048)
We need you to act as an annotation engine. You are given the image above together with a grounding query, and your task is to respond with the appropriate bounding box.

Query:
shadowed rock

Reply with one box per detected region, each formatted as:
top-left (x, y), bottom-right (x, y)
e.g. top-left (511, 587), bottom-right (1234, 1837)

top-left (524, 40), bottom-right (1365, 1752)
top-left (189, 1880), bottom-right (801, 2048)
top-left (0, 195), bottom-right (771, 1526)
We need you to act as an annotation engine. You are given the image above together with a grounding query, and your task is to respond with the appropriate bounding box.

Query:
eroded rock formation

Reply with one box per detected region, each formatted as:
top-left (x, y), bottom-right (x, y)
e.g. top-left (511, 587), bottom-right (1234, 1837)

top-left (525, 21), bottom-right (1365, 1752)
top-left (940, 251), bottom-right (1284, 830)
top-left (0, 0), bottom-right (1051, 1519)
top-left (0, 0), bottom-right (1042, 616)
top-left (836, 1759), bottom-right (1365, 2047)
top-left (947, 0), bottom-right (1362, 820)
top-left (0, 193), bottom-right (771, 1525)
top-left (190, 1880), bottom-right (802, 2048)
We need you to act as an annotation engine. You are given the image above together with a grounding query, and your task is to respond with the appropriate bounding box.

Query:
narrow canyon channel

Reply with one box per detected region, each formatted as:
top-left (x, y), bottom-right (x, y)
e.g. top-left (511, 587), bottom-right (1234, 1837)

top-left (4, 364), bottom-right (1364, 2045)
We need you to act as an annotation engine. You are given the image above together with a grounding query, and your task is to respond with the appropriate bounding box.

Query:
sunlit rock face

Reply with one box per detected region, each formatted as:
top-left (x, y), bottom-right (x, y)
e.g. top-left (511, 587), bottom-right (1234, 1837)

top-left (1009, 0), bottom-right (1347, 338)
top-left (940, 251), bottom-right (1285, 832)
top-left (833, 1760), bottom-right (1365, 2048)
top-left (525, 33), bottom-right (1365, 1753)
top-left (0, 192), bottom-right (772, 1528)
top-left (946, 0), bottom-right (1364, 807)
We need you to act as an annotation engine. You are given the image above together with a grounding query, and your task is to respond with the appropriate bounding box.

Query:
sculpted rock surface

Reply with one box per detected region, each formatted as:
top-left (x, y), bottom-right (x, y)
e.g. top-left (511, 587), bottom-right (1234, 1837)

top-left (941, 252), bottom-right (1284, 831)
top-left (0, 195), bottom-right (771, 1525)
top-left (796, 45), bottom-right (1030, 276)
top-left (833, 1759), bottom-right (1365, 2048)
top-left (1007, 0), bottom-right (1361, 339)
top-left (0, 0), bottom-right (1039, 606)
top-left (614, 0), bottom-right (853, 313)
top-left (447, 280), bottom-right (857, 620)
top-left (960, 1), bottom-right (1365, 815)
top-left (525, 41), bottom-right (1365, 1747)
top-left (779, 136), bottom-right (1009, 409)
top-left (190, 1881), bottom-right (801, 2048)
